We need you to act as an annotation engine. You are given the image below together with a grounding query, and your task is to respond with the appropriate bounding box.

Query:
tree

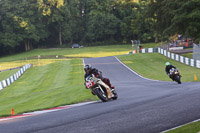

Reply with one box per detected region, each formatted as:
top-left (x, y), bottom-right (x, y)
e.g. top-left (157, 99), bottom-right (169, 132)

top-left (13, 0), bottom-right (45, 51)
top-left (169, 0), bottom-right (200, 40)
top-left (66, 0), bottom-right (83, 44)
top-left (0, 0), bottom-right (49, 51)
top-left (146, 0), bottom-right (166, 42)
top-left (147, 0), bottom-right (200, 41)
top-left (81, 0), bottom-right (119, 43)
top-left (113, 0), bottom-right (138, 43)
top-left (38, 0), bottom-right (70, 46)
top-left (0, 0), bottom-right (21, 48)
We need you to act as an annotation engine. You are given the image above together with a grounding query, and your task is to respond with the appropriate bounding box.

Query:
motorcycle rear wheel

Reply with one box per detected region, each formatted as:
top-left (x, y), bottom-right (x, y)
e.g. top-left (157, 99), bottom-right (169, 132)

top-left (112, 89), bottom-right (118, 100)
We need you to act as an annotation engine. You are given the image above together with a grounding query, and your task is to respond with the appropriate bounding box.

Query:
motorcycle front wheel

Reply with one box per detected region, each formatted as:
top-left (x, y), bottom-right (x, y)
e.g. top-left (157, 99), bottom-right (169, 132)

top-left (175, 75), bottom-right (181, 84)
top-left (95, 86), bottom-right (108, 102)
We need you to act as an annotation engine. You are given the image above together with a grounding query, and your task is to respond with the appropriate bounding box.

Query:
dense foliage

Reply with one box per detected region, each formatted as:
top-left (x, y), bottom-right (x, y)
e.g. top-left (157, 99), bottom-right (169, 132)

top-left (147, 0), bottom-right (200, 42)
top-left (0, 0), bottom-right (199, 56)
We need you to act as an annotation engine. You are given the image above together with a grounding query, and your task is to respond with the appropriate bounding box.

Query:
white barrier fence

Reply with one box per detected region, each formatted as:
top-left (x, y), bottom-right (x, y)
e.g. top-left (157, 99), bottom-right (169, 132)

top-left (0, 64), bottom-right (32, 91)
top-left (157, 48), bottom-right (200, 68)
top-left (131, 48), bottom-right (200, 68)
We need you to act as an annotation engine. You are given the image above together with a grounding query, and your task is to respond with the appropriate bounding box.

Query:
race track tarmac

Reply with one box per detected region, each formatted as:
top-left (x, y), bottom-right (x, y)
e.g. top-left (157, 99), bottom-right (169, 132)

top-left (1, 56), bottom-right (200, 133)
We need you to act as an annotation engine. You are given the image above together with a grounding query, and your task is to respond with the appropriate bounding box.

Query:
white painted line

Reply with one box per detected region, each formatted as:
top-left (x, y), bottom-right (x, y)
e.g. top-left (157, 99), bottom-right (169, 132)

top-left (161, 118), bottom-right (200, 132)
top-left (0, 114), bottom-right (32, 122)
top-left (83, 58), bottom-right (86, 66)
top-left (0, 101), bottom-right (97, 122)
top-left (114, 57), bottom-right (200, 132)
top-left (23, 101), bottom-right (96, 115)
top-left (70, 101), bottom-right (96, 106)
top-left (114, 56), bottom-right (160, 82)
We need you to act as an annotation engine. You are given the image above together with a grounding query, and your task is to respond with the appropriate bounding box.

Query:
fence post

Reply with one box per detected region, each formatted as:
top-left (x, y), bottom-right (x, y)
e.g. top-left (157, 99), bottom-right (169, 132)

top-left (0, 82), bottom-right (3, 90)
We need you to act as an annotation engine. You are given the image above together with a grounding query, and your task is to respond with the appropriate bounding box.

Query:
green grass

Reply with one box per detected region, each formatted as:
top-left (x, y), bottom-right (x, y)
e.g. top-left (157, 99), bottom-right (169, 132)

top-left (166, 121), bottom-right (200, 133)
top-left (0, 69), bottom-right (20, 81)
top-left (0, 45), bottom-right (132, 62)
top-left (0, 44), bottom-right (200, 132)
top-left (118, 53), bottom-right (200, 82)
top-left (0, 45), bottom-right (132, 71)
top-left (181, 53), bottom-right (193, 59)
top-left (0, 44), bottom-right (133, 117)
top-left (140, 42), bottom-right (162, 48)
top-left (118, 53), bottom-right (200, 131)
top-left (0, 59), bottom-right (96, 117)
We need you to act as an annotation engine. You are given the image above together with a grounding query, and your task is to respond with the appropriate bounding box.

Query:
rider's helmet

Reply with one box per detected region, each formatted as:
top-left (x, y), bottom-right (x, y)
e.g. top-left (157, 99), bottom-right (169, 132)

top-left (84, 64), bottom-right (92, 72)
top-left (165, 62), bottom-right (170, 66)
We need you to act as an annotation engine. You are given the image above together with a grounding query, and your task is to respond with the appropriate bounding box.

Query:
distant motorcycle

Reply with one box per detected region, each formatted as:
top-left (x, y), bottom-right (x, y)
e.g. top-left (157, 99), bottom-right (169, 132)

top-left (169, 68), bottom-right (181, 84)
top-left (85, 74), bottom-right (118, 102)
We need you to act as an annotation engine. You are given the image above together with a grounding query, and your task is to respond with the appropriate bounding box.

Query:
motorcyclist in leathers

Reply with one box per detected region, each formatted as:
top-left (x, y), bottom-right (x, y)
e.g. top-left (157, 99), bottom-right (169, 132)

top-left (165, 62), bottom-right (177, 80)
top-left (84, 64), bottom-right (115, 95)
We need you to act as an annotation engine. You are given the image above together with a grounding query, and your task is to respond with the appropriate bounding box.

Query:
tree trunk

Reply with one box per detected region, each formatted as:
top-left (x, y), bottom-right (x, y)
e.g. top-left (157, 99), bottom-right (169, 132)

top-left (24, 40), bottom-right (32, 51)
top-left (155, 36), bottom-right (158, 43)
top-left (71, 39), bottom-right (73, 44)
top-left (25, 41), bottom-right (28, 51)
top-left (28, 41), bottom-right (30, 51)
top-left (29, 40), bottom-right (32, 50)
top-left (59, 25), bottom-right (62, 46)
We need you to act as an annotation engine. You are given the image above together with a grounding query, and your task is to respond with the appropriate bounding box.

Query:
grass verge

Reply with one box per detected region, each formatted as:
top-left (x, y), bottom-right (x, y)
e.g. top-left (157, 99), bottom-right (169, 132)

top-left (118, 53), bottom-right (200, 132)
top-left (140, 42), bottom-right (162, 48)
top-left (0, 59), bottom-right (96, 117)
top-left (181, 53), bottom-right (193, 59)
top-left (0, 45), bottom-right (132, 62)
top-left (0, 44), bottom-right (133, 117)
top-left (118, 53), bottom-right (200, 82)
top-left (0, 69), bottom-right (20, 81)
top-left (166, 120), bottom-right (200, 133)
top-left (0, 44), bottom-right (199, 132)
top-left (0, 45), bottom-right (132, 71)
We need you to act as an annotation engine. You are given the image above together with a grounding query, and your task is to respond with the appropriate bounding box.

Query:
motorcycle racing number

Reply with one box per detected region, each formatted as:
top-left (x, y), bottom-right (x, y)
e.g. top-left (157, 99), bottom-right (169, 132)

top-left (86, 80), bottom-right (95, 88)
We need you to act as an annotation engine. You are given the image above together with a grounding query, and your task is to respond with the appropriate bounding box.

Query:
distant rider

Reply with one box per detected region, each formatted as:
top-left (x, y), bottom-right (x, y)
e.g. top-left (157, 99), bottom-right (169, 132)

top-left (165, 62), bottom-right (177, 80)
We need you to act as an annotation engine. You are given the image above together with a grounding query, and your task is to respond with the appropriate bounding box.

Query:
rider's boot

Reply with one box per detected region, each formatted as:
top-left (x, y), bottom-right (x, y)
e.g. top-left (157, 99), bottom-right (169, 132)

top-left (106, 87), bottom-right (114, 99)
top-left (102, 78), bottom-right (114, 98)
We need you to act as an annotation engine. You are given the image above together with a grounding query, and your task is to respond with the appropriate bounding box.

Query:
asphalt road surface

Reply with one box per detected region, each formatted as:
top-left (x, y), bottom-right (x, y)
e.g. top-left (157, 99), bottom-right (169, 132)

top-left (1, 56), bottom-right (200, 133)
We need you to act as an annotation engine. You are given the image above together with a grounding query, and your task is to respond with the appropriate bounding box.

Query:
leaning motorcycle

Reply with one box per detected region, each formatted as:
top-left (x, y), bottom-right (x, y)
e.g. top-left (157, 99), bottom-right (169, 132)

top-left (85, 74), bottom-right (118, 102)
top-left (169, 68), bottom-right (181, 84)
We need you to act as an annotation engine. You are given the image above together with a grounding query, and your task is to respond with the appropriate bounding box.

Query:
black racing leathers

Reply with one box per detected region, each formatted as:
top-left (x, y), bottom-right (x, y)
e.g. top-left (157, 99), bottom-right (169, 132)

top-left (84, 68), bottom-right (102, 79)
top-left (165, 65), bottom-right (176, 76)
